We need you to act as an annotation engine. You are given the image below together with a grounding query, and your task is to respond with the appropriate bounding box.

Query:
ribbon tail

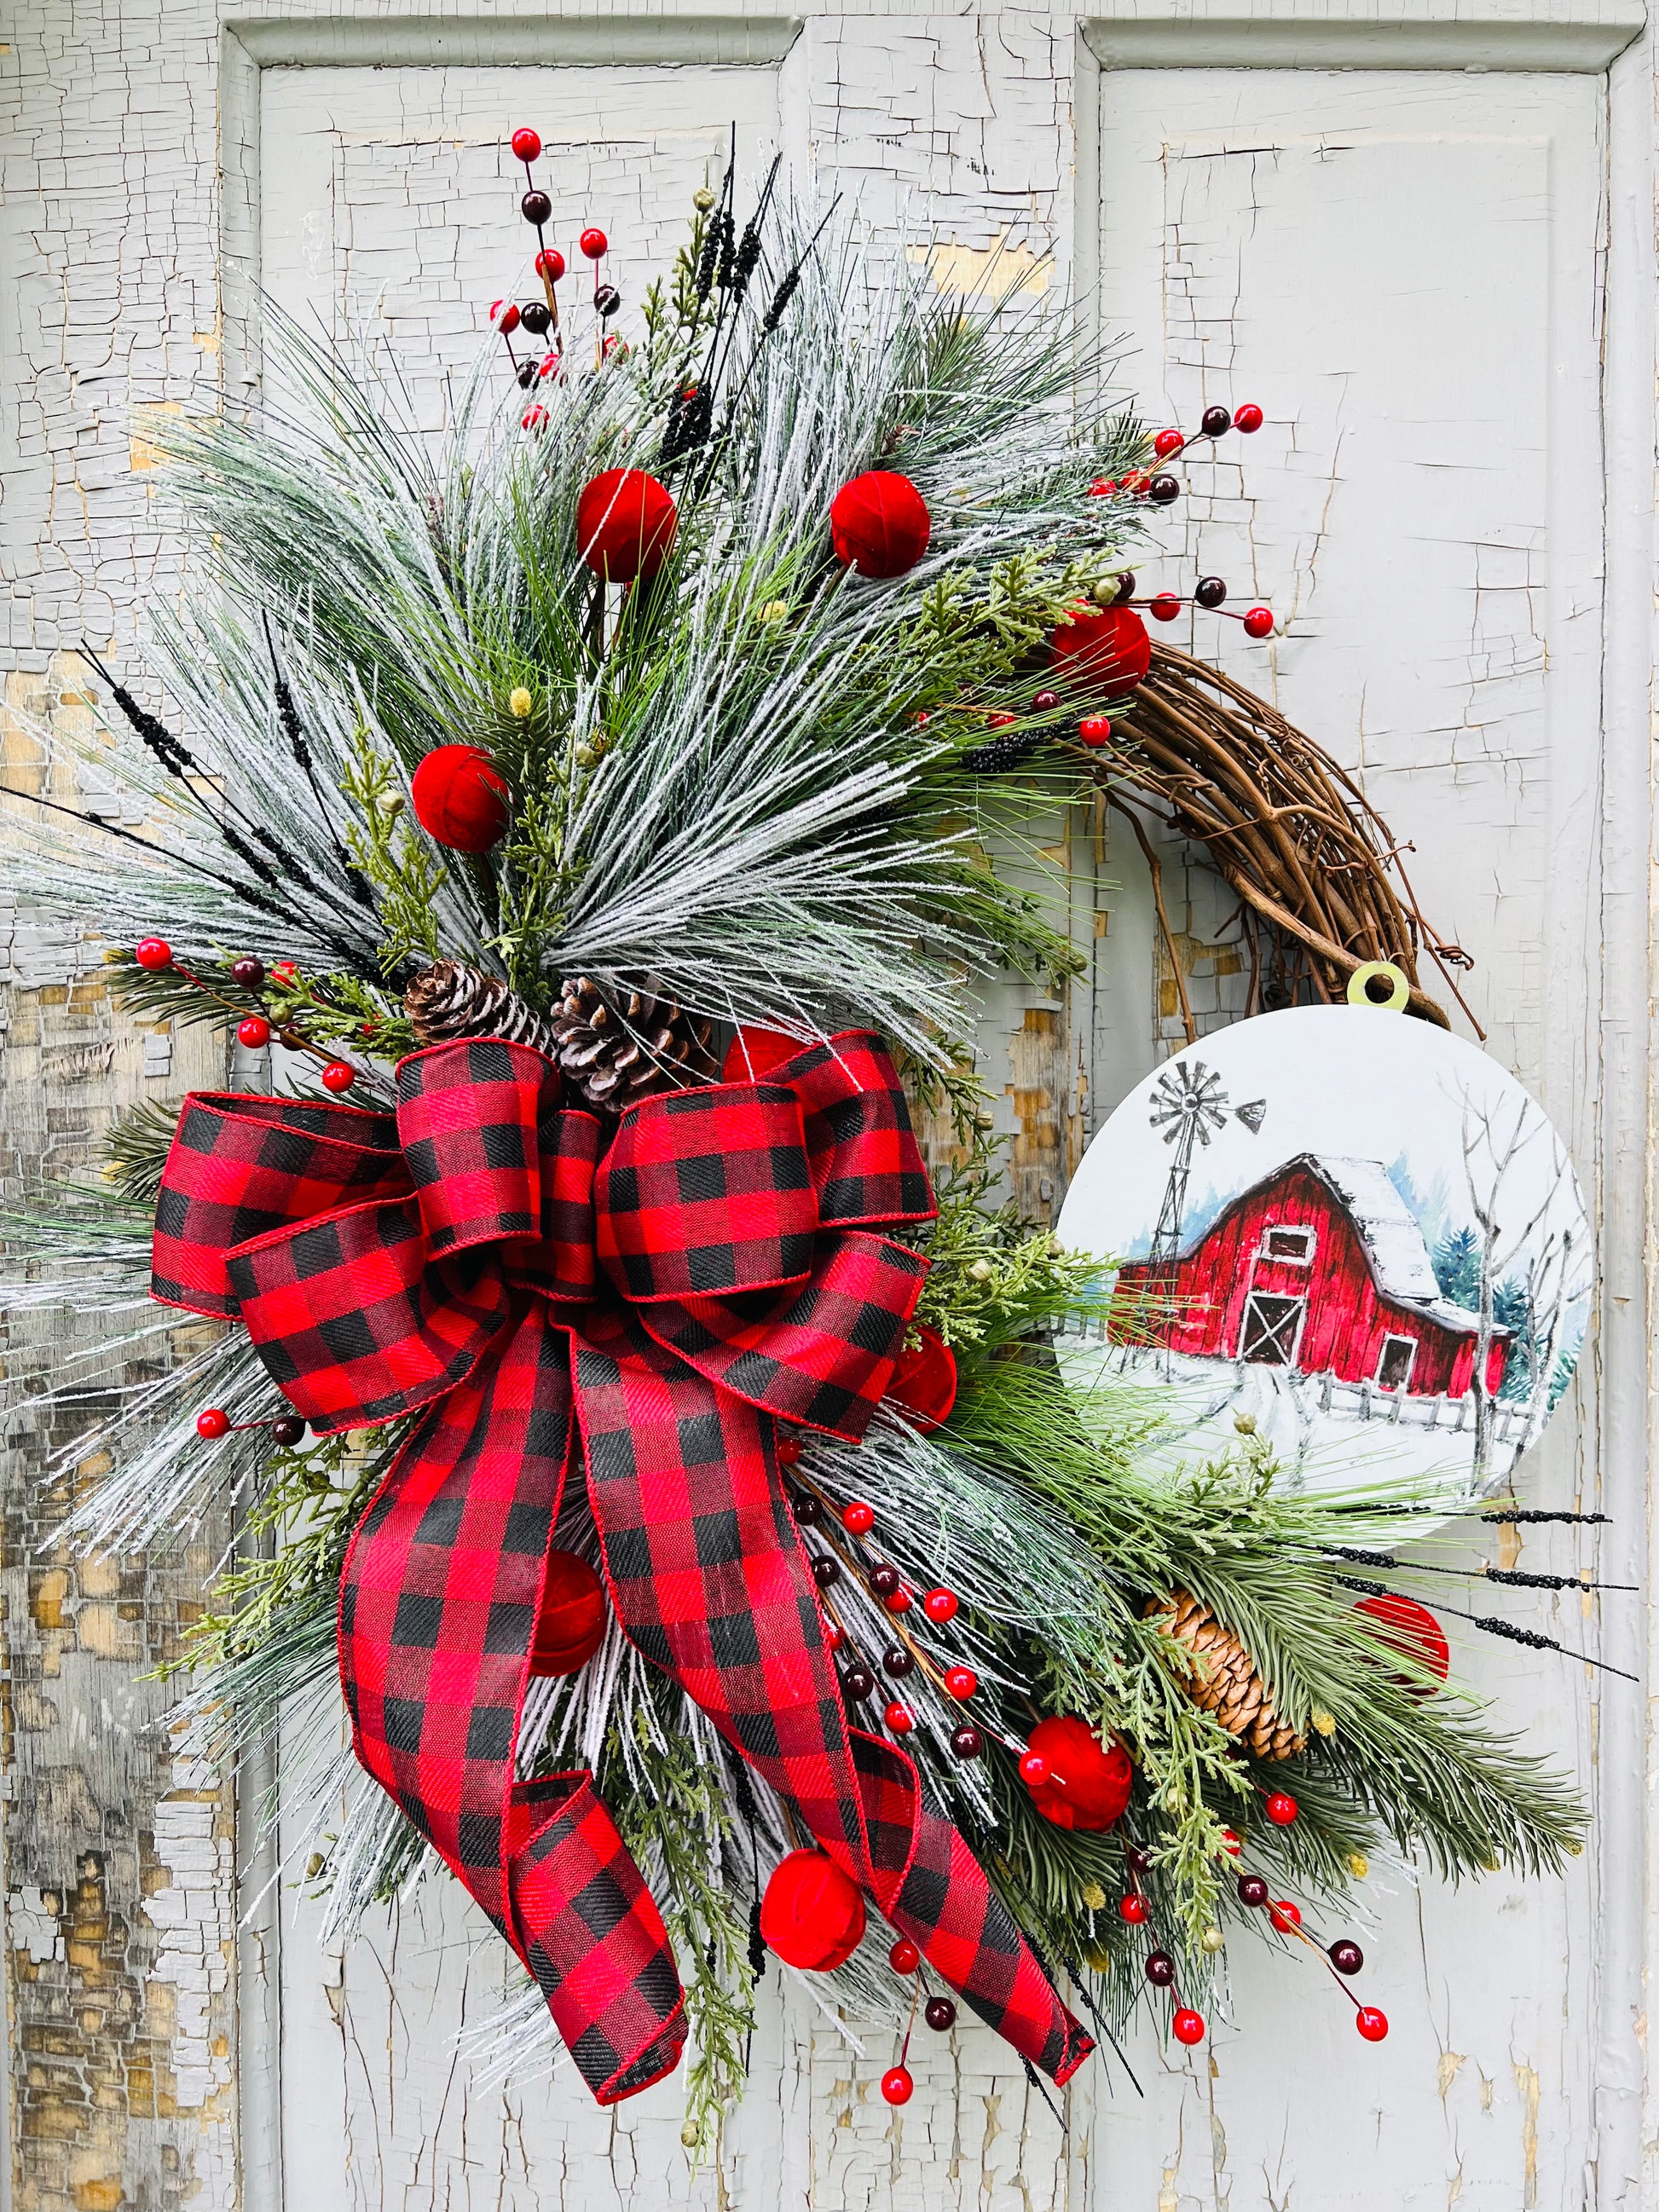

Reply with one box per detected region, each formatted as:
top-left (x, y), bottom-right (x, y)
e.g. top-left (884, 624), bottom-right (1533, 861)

top-left (573, 1316), bottom-right (1090, 2087)
top-left (338, 1296), bottom-right (685, 2103)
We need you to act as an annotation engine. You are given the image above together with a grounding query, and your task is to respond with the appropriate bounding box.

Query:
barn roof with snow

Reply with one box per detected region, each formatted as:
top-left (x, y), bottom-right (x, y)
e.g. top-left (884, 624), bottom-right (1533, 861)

top-left (1196, 1152), bottom-right (1505, 1340)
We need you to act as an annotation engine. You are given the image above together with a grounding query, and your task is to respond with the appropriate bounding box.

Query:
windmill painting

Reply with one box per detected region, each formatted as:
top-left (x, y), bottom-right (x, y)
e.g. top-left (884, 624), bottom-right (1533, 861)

top-left (1057, 1008), bottom-right (1591, 1504)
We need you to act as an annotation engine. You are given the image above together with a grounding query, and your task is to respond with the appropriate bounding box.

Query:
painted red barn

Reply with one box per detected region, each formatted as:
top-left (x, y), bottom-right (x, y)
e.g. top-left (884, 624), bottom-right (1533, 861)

top-left (1113, 1152), bottom-right (1509, 1397)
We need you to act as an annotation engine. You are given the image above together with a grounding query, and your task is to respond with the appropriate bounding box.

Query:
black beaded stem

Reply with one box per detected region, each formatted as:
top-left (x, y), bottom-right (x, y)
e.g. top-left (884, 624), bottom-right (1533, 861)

top-left (1333, 1574), bottom-right (1638, 1681)
top-left (1482, 1508), bottom-right (1612, 1526)
top-left (1321, 1541), bottom-right (1635, 1593)
top-left (262, 613), bottom-right (375, 908)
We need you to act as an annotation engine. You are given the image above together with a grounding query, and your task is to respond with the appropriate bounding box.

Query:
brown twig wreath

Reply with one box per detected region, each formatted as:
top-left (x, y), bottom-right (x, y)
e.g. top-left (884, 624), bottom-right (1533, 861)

top-left (1097, 643), bottom-right (1478, 1037)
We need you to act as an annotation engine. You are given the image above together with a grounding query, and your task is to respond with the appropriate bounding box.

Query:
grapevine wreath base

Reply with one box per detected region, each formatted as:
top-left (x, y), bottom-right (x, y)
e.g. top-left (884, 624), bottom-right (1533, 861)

top-left (0, 147), bottom-right (1610, 2150)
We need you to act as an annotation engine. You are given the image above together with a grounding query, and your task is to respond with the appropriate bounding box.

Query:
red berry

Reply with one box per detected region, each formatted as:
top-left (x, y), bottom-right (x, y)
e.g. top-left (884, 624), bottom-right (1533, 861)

top-left (883, 1585), bottom-right (912, 1615)
top-left (580, 226), bottom-right (608, 259)
top-left (1079, 716), bottom-right (1113, 748)
top-left (1356, 2006), bottom-right (1389, 2042)
top-left (522, 404), bottom-right (549, 431)
top-left (1234, 402), bottom-right (1264, 434)
top-left (1269, 1899), bottom-right (1302, 1933)
top-left (922, 1587), bottom-right (958, 1624)
top-left (134, 937), bottom-right (172, 971)
top-left (775, 1434), bottom-right (803, 1468)
top-left (536, 248), bottom-right (565, 283)
top-left (883, 1701), bottom-right (915, 1734)
top-left (1264, 1791), bottom-right (1298, 1827)
top-left (1153, 428), bottom-right (1185, 459)
top-left (1171, 2008), bottom-right (1205, 2047)
top-left (1242, 606), bottom-right (1275, 640)
top-left (1219, 1828), bottom-right (1242, 1857)
top-left (841, 1500), bottom-right (876, 1536)
top-left (490, 299), bottom-right (521, 334)
top-left (537, 352), bottom-right (560, 381)
top-left (270, 961), bottom-right (298, 985)
top-left (944, 1666), bottom-right (978, 1701)
top-left (236, 1015), bottom-right (271, 1049)
top-left (511, 127), bottom-right (542, 163)
top-left (1149, 592), bottom-right (1183, 622)
top-left (321, 1061), bottom-right (356, 1094)
top-left (195, 1407), bottom-right (230, 1441)
top-left (1086, 477), bottom-right (1115, 496)
top-left (826, 1621), bottom-right (846, 1652)
top-left (1018, 1752), bottom-right (1050, 1788)
top-left (889, 1937), bottom-right (921, 1975)
top-left (881, 2065), bottom-right (914, 2106)
top-left (1118, 1893), bottom-right (1149, 1925)
top-left (986, 712), bottom-right (1016, 730)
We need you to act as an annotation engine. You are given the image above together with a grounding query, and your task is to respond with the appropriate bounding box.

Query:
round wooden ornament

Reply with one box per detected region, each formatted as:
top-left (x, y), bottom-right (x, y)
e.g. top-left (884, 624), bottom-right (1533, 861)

top-left (1057, 1006), bottom-right (1590, 1508)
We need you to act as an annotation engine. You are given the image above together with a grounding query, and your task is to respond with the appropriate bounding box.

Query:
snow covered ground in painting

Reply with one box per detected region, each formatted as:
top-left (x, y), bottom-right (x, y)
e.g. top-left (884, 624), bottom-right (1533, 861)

top-left (1055, 1336), bottom-right (1522, 1503)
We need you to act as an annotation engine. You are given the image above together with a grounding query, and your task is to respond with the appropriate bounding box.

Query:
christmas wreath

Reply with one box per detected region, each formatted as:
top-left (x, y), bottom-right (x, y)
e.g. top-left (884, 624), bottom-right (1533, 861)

top-left (1, 147), bottom-right (1598, 2151)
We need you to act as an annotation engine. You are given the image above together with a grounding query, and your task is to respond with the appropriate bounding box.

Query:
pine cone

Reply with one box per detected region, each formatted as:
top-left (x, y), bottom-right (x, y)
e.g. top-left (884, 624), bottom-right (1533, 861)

top-left (548, 975), bottom-right (716, 1112)
top-left (403, 960), bottom-right (556, 1054)
top-left (1145, 1591), bottom-right (1306, 1762)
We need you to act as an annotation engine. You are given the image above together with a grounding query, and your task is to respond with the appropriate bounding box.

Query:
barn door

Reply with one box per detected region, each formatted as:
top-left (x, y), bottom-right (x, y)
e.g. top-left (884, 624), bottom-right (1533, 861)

top-left (1083, 49), bottom-right (1632, 2211)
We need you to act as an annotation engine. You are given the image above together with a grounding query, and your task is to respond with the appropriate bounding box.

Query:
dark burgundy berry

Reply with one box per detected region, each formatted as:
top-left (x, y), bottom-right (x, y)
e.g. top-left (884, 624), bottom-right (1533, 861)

top-left (1237, 1874), bottom-right (1270, 1909)
top-left (811, 1556), bottom-right (841, 1589)
top-left (1148, 475), bottom-right (1182, 505)
top-left (230, 956), bottom-right (266, 990)
top-left (593, 284), bottom-right (621, 318)
top-left (1124, 1844), bottom-right (1152, 1875)
top-left (1144, 1950), bottom-right (1176, 1986)
top-left (1113, 570), bottom-right (1136, 604)
top-left (925, 1997), bottom-right (957, 2031)
top-left (520, 300), bottom-right (551, 336)
top-left (521, 189), bottom-right (552, 226)
top-left (517, 362), bottom-right (536, 389)
top-left (950, 1724), bottom-right (983, 1759)
top-left (789, 1490), bottom-right (824, 1527)
top-left (1200, 404), bottom-right (1233, 437)
top-left (841, 1665), bottom-right (876, 1702)
top-left (1194, 575), bottom-right (1228, 609)
top-left (270, 1415), bottom-right (306, 1447)
top-left (882, 1645), bottom-right (915, 1678)
top-left (1329, 1938), bottom-right (1365, 1976)
top-left (869, 1562), bottom-right (902, 1598)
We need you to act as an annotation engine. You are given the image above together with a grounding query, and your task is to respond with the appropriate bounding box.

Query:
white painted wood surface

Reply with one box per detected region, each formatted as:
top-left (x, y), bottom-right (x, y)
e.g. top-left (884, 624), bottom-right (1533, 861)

top-left (3, 7), bottom-right (1656, 2208)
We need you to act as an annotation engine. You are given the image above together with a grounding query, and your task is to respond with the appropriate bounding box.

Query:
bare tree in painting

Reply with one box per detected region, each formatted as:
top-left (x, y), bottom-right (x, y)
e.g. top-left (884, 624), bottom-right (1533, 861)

top-left (1456, 1082), bottom-right (1587, 1484)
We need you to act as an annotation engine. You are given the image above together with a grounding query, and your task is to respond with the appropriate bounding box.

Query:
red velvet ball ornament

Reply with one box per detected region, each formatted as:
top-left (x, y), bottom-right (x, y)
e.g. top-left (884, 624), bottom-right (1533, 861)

top-left (1264, 1791), bottom-right (1299, 1827)
top-left (829, 471), bottom-right (932, 580)
top-left (1353, 1592), bottom-right (1450, 1695)
top-left (1171, 2008), bottom-right (1206, 2047)
top-left (1153, 428), bottom-right (1185, 459)
top-left (135, 937), bottom-right (173, 972)
top-left (842, 1500), bottom-right (876, 1537)
top-left (760, 1849), bottom-right (867, 1971)
top-left (881, 2065), bottom-right (914, 2106)
top-left (529, 1550), bottom-right (608, 1677)
top-left (412, 744), bottom-right (510, 853)
top-left (195, 1406), bottom-right (230, 1440)
top-left (237, 1015), bottom-right (271, 1049)
top-left (888, 1936), bottom-right (921, 1974)
top-left (1050, 604), bottom-right (1152, 697)
top-left (1079, 715), bottom-right (1113, 748)
top-left (885, 1326), bottom-right (957, 1431)
top-left (1234, 402), bottom-right (1264, 434)
top-left (511, 126), bottom-right (542, 163)
top-left (1356, 2006), bottom-right (1389, 2042)
top-left (1118, 1893), bottom-right (1149, 1925)
top-left (321, 1061), bottom-right (356, 1094)
top-left (576, 468), bottom-right (678, 581)
top-left (580, 226), bottom-right (608, 259)
top-left (1242, 605), bottom-right (1275, 640)
top-left (1023, 1715), bottom-right (1134, 1833)
top-left (721, 1024), bottom-right (805, 1081)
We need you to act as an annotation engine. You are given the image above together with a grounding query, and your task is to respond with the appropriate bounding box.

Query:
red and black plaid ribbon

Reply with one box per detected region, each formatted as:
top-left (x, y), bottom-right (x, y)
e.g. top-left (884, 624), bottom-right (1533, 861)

top-left (153, 1032), bottom-right (1092, 2103)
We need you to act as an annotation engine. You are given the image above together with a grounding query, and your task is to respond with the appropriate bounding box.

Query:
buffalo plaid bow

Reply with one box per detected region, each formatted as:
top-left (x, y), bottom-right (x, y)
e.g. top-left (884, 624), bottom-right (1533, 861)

top-left (153, 1031), bottom-right (1092, 2103)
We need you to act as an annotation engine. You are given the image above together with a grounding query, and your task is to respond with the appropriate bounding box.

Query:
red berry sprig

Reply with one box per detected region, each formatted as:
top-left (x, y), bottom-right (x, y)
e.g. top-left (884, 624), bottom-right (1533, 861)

top-left (1232, 1851), bottom-right (1386, 2042)
top-left (197, 1406), bottom-right (309, 1446)
top-left (1104, 1850), bottom-right (1205, 2049)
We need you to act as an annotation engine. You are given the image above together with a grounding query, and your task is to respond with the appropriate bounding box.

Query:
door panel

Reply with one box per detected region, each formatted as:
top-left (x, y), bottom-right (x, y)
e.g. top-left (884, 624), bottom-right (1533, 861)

top-left (1091, 66), bottom-right (1604, 2210)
